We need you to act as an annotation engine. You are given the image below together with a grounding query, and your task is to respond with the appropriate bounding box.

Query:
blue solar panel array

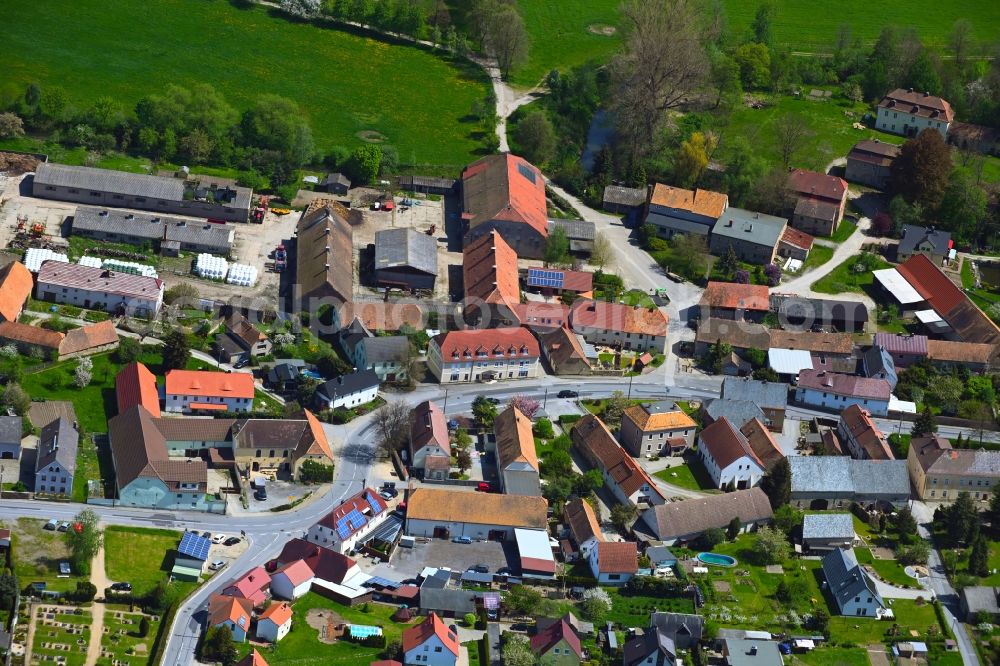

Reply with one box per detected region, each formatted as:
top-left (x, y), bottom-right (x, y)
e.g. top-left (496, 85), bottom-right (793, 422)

top-left (364, 576), bottom-right (400, 589)
top-left (336, 508), bottom-right (367, 539)
top-left (365, 492), bottom-right (382, 514)
top-left (527, 268), bottom-right (564, 289)
top-left (178, 532), bottom-right (211, 561)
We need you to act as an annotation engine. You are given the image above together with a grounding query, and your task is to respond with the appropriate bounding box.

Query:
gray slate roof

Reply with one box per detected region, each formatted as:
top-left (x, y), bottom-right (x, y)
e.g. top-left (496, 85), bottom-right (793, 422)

top-left (724, 639), bottom-right (783, 666)
top-left (802, 513), bottom-right (855, 541)
top-left (0, 415), bottom-right (22, 445)
top-left (35, 416), bottom-right (78, 475)
top-left (862, 346), bottom-right (897, 387)
top-left (548, 218), bottom-right (596, 241)
top-left (646, 212), bottom-right (710, 234)
top-left (712, 207), bottom-right (787, 248)
top-left (603, 185), bottom-right (647, 208)
top-left (649, 613), bottom-right (704, 642)
top-left (822, 548), bottom-right (884, 613)
top-left (316, 369), bottom-right (380, 401)
top-left (641, 488), bottom-right (773, 542)
top-left (790, 456), bottom-right (910, 497)
top-left (36, 163), bottom-right (185, 200)
top-left (73, 207), bottom-right (165, 241)
top-left (374, 227), bottom-right (438, 276)
top-left (419, 588), bottom-right (477, 614)
top-left (359, 336), bottom-right (410, 364)
top-left (721, 377), bottom-right (788, 409)
top-left (164, 219), bottom-right (234, 250)
top-left (704, 399), bottom-right (765, 429)
top-left (899, 225), bottom-right (951, 255)
top-left (961, 586), bottom-right (1000, 615)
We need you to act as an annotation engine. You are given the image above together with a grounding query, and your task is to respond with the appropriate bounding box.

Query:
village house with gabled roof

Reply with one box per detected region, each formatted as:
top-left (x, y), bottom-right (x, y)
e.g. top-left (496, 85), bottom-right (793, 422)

top-left (837, 405), bottom-right (892, 461)
top-left (822, 548), bottom-right (886, 616)
top-left (845, 139), bottom-right (900, 189)
top-left (536, 326), bottom-right (592, 375)
top-left (789, 456), bottom-right (910, 510)
top-left (644, 183), bottom-right (728, 239)
top-left (739, 418), bottom-right (784, 472)
top-left (787, 169), bottom-right (848, 237)
top-left (305, 487), bottom-right (390, 554)
top-left (214, 313), bottom-right (272, 365)
top-left (36, 261), bottom-right (164, 317)
top-left (34, 416), bottom-right (77, 497)
top-left (374, 227), bottom-right (438, 292)
top-left (571, 414), bottom-right (667, 509)
top-left (876, 88), bottom-right (953, 137)
top-left (568, 299), bottom-right (668, 354)
top-left (778, 226), bottom-right (815, 262)
top-left (0, 260), bottom-right (33, 323)
top-left (237, 649), bottom-right (270, 666)
top-left (295, 198), bottom-right (355, 311)
top-left (426, 327), bottom-right (540, 384)
top-left (589, 541), bottom-right (638, 586)
top-left (699, 282), bottom-right (770, 322)
top-left (492, 406), bottom-right (540, 496)
top-left (563, 497), bottom-right (603, 561)
top-left (207, 593), bottom-right (253, 642)
top-left (164, 369), bottom-right (255, 413)
top-left (404, 487), bottom-right (548, 540)
top-left (462, 153), bottom-right (548, 259)
top-left (256, 601), bottom-right (292, 643)
top-left (637, 488), bottom-right (773, 545)
top-left (620, 401), bottom-right (698, 458)
top-left (794, 370), bottom-right (892, 417)
top-left (409, 400), bottom-right (451, 480)
top-left (462, 229), bottom-right (521, 326)
top-left (223, 566), bottom-right (271, 608)
top-left (403, 612), bottom-right (460, 666)
top-left (897, 225), bottom-right (952, 264)
top-left (697, 417), bottom-right (766, 490)
top-left (925, 339), bottom-right (997, 372)
top-left (710, 208), bottom-right (788, 265)
top-left (530, 616), bottom-right (584, 665)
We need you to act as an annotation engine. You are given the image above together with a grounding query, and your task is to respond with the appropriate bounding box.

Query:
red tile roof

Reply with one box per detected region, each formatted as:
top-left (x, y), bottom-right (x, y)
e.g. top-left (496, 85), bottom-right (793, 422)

top-left (316, 487), bottom-right (388, 540)
top-left (512, 302), bottom-right (570, 329)
top-left (258, 601), bottom-right (292, 627)
top-left (402, 612), bottom-right (460, 656)
top-left (571, 415), bottom-right (666, 501)
top-left (594, 541), bottom-right (638, 574)
top-left (649, 184), bottom-right (728, 218)
top-left (223, 566), bottom-right (271, 606)
top-left (165, 369), bottom-right (255, 399)
top-left (839, 405), bottom-right (893, 460)
top-left (0, 320), bottom-right (64, 349)
top-left (207, 594), bottom-right (252, 631)
top-left (570, 299), bottom-right (667, 337)
top-left (59, 320), bottom-right (119, 356)
top-left (236, 649), bottom-right (270, 666)
top-left (115, 361), bottom-right (160, 418)
top-left (410, 400), bottom-right (449, 456)
top-left (700, 282), bottom-right (770, 312)
top-left (896, 254), bottom-right (1000, 344)
top-left (780, 226), bottom-right (815, 251)
top-left (275, 539), bottom-right (357, 584)
top-left (431, 327), bottom-right (540, 361)
top-left (699, 417), bottom-right (764, 470)
top-left (0, 261), bottom-right (33, 322)
top-left (739, 418), bottom-right (785, 471)
top-left (564, 497), bottom-right (603, 547)
top-left (464, 230), bottom-right (520, 313)
top-left (530, 618), bottom-right (583, 657)
top-left (462, 154), bottom-right (548, 239)
top-left (274, 559), bottom-right (314, 587)
top-left (797, 370), bottom-right (891, 400)
top-left (879, 88), bottom-right (954, 123)
top-left (788, 169), bottom-right (848, 203)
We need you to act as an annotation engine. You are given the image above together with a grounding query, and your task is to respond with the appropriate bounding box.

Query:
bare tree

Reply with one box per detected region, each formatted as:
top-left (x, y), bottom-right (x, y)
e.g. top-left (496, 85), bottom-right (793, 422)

top-left (948, 19), bottom-right (974, 70)
top-left (609, 0), bottom-right (710, 164)
top-left (486, 4), bottom-right (529, 78)
top-left (774, 113), bottom-right (812, 170)
top-left (373, 400), bottom-right (411, 458)
top-left (590, 232), bottom-right (615, 271)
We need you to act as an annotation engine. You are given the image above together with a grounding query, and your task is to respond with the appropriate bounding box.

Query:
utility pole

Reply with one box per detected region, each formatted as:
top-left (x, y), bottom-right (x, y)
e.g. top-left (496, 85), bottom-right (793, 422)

top-left (443, 388), bottom-right (449, 414)
top-left (542, 388), bottom-right (548, 410)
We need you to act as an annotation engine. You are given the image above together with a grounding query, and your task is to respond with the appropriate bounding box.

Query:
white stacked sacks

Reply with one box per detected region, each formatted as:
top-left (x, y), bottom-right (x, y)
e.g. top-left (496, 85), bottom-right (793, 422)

top-left (102, 259), bottom-right (158, 278)
top-left (24, 248), bottom-right (69, 273)
top-left (225, 263), bottom-right (258, 287)
top-left (77, 256), bottom-right (103, 269)
top-left (195, 254), bottom-right (229, 280)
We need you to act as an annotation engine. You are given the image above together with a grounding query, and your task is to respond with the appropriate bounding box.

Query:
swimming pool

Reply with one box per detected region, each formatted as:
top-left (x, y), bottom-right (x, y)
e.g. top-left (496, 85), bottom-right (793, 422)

top-left (697, 552), bottom-right (737, 567)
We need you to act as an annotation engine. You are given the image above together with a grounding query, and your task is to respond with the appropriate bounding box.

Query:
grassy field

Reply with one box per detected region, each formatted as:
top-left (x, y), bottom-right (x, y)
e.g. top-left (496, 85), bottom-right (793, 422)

top-left (790, 647), bottom-right (870, 666)
top-left (239, 593), bottom-right (421, 664)
top-left (811, 255), bottom-right (892, 294)
top-left (714, 94), bottom-right (903, 173)
top-left (513, 1), bottom-right (621, 86)
top-left (605, 588), bottom-right (695, 626)
top-left (104, 526), bottom-right (184, 597)
top-left (1, 0), bottom-right (490, 169)
top-left (719, 0), bottom-right (1000, 53)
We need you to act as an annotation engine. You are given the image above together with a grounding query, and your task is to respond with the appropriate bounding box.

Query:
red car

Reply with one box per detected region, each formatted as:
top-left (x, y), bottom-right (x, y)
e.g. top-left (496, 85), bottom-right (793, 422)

top-left (476, 482), bottom-right (492, 492)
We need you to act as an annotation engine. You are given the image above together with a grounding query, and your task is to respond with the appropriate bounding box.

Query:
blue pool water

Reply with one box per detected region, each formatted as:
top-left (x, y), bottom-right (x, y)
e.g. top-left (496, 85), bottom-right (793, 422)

top-left (301, 370), bottom-right (322, 380)
top-left (697, 552), bottom-right (738, 567)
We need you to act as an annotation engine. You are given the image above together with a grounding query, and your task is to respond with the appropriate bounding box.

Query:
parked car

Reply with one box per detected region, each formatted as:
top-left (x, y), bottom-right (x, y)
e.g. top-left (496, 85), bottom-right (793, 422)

top-left (202, 531), bottom-right (212, 539)
top-left (470, 564), bottom-right (489, 574)
top-left (209, 560), bottom-right (227, 571)
top-left (447, 419), bottom-right (460, 431)
top-left (234, 358), bottom-right (248, 369)
top-left (379, 490), bottom-right (395, 500)
top-left (110, 582), bottom-right (132, 592)
top-left (497, 567), bottom-right (512, 576)
top-left (44, 519), bottom-right (59, 531)
top-left (557, 389), bottom-right (579, 398)
top-left (254, 488), bottom-right (268, 501)
top-left (452, 536), bottom-right (472, 544)
top-left (57, 522), bottom-right (70, 532)
top-left (211, 534), bottom-right (227, 544)
top-left (223, 537), bottom-right (241, 547)
top-left (476, 482), bottom-right (492, 492)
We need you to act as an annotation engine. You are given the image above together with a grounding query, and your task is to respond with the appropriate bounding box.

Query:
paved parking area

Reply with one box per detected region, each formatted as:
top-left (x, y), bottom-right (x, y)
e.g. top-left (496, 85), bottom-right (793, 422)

top-left (367, 538), bottom-right (515, 580)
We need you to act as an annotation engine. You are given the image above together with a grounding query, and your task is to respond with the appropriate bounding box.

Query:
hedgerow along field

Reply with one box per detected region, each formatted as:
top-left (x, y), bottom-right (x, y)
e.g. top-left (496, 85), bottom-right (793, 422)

top-left (511, 0), bottom-right (1000, 86)
top-left (0, 0), bottom-right (490, 170)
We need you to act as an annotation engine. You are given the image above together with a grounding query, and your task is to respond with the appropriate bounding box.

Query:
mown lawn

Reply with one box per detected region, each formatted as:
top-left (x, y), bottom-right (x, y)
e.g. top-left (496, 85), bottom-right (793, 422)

top-left (811, 255), bottom-right (892, 294)
top-left (790, 647), bottom-right (870, 666)
top-left (512, 1), bottom-right (622, 86)
top-left (31, 607), bottom-right (90, 666)
top-left (854, 547), bottom-right (918, 588)
top-left (719, 0), bottom-right (1000, 53)
top-left (5, 518), bottom-right (89, 593)
top-left (824, 220), bottom-right (858, 244)
top-left (795, 244), bottom-right (834, 274)
top-left (654, 455), bottom-right (719, 493)
top-left (239, 593), bottom-right (422, 664)
top-left (604, 588), bottom-right (695, 627)
top-left (1, 0), bottom-right (490, 168)
top-left (104, 526), bottom-right (184, 597)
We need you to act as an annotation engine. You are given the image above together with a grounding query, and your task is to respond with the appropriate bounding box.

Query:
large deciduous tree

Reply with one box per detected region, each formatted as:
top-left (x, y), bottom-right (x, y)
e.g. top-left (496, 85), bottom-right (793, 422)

top-left (240, 95), bottom-right (314, 167)
top-left (890, 129), bottom-right (952, 211)
top-left (610, 0), bottom-right (710, 166)
top-left (760, 457), bottom-right (791, 509)
top-left (512, 111), bottom-right (556, 165)
top-left (484, 3), bottom-right (529, 79)
top-left (162, 328), bottom-right (190, 371)
top-left (373, 400), bottom-right (411, 458)
top-left (65, 508), bottom-right (103, 576)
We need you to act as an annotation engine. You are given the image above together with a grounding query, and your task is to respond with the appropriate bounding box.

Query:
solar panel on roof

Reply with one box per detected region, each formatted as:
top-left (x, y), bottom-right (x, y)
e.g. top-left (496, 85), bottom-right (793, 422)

top-left (178, 532), bottom-right (211, 561)
top-left (337, 508), bottom-right (367, 539)
top-left (527, 268), bottom-right (565, 289)
top-left (365, 492), bottom-right (382, 514)
top-left (517, 162), bottom-right (537, 184)
top-left (364, 576), bottom-right (401, 589)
